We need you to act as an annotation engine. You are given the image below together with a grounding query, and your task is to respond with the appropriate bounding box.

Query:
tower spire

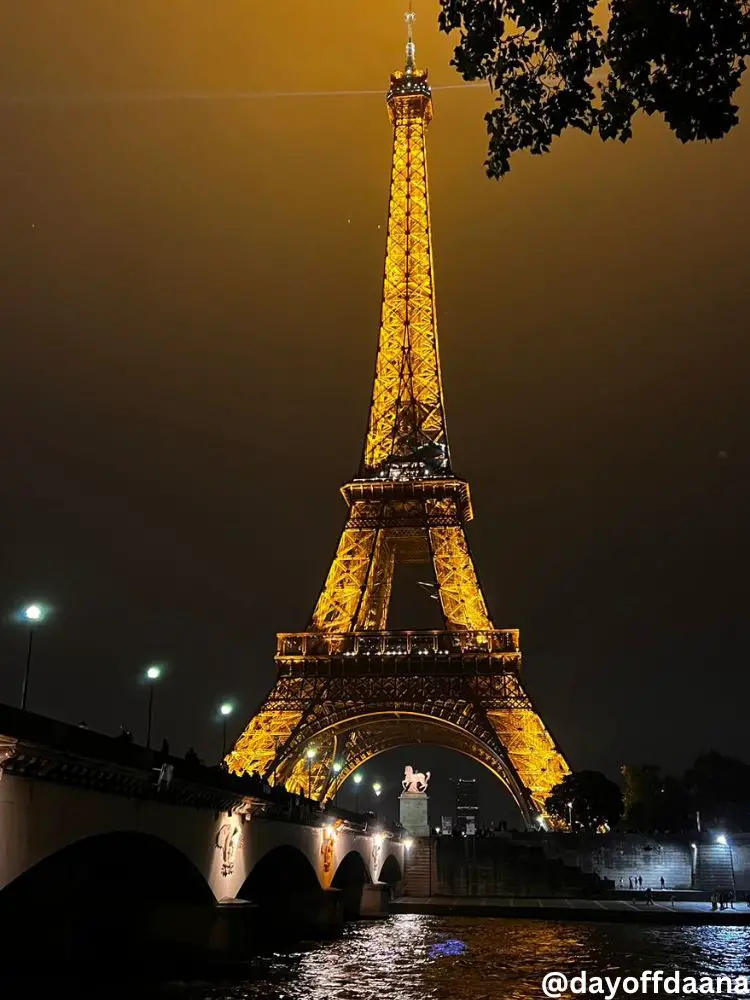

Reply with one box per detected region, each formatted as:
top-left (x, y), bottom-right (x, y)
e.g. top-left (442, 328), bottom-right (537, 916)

top-left (405, 2), bottom-right (416, 75)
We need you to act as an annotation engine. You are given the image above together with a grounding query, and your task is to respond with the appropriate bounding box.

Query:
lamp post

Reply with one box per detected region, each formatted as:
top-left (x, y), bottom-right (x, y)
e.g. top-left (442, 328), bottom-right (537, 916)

top-left (144, 665), bottom-right (162, 749)
top-left (373, 781), bottom-right (382, 800)
top-left (306, 747), bottom-right (317, 800)
top-left (219, 702), bottom-right (234, 758)
top-left (19, 603), bottom-right (46, 711)
top-left (567, 800), bottom-right (574, 830)
top-left (353, 771), bottom-right (363, 813)
top-left (331, 761), bottom-right (343, 807)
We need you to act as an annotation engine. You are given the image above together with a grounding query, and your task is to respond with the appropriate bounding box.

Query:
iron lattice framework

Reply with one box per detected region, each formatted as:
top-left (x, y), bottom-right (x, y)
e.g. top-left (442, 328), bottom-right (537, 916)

top-left (227, 19), bottom-right (569, 827)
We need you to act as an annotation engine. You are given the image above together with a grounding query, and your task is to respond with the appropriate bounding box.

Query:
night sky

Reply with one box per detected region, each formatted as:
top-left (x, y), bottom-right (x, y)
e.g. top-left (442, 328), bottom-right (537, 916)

top-left (1, 2), bottom-right (748, 827)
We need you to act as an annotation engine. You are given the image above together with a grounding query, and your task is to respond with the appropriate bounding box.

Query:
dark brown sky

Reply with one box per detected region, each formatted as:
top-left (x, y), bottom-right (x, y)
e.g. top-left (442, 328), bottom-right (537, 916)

top-left (0, 2), bottom-right (748, 824)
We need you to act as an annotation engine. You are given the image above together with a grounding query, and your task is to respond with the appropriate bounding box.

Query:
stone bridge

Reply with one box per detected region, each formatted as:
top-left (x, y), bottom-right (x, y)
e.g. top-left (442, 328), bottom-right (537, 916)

top-left (0, 705), bottom-right (405, 968)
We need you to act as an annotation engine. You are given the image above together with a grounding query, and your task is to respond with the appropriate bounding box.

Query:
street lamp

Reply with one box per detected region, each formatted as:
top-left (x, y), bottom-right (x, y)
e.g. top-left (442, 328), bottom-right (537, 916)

top-left (331, 760), bottom-right (343, 807)
top-left (19, 603), bottom-right (47, 711)
top-left (219, 702), bottom-right (234, 758)
top-left (144, 665), bottom-right (162, 749)
top-left (305, 747), bottom-right (317, 800)
top-left (567, 800), bottom-right (574, 830)
top-left (353, 771), bottom-right (363, 813)
top-left (373, 781), bottom-right (382, 798)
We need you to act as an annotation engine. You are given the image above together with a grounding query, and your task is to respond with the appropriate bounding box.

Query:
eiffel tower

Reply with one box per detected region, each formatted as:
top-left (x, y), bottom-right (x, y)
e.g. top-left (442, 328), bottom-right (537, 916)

top-left (227, 8), bottom-right (570, 827)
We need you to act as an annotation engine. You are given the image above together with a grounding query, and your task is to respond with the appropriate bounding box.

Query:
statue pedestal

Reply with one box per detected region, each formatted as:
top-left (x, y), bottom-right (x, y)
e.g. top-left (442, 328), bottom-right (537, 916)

top-left (399, 792), bottom-right (430, 837)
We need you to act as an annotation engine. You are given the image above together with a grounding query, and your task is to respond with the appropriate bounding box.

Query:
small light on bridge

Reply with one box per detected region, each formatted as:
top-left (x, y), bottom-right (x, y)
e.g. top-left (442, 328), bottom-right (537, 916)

top-left (374, 832), bottom-right (385, 846)
top-left (144, 664), bottom-right (164, 748)
top-left (332, 761), bottom-right (343, 773)
top-left (17, 601), bottom-right (51, 712)
top-left (353, 772), bottom-right (363, 785)
top-left (324, 824), bottom-right (337, 839)
top-left (373, 781), bottom-right (382, 797)
top-left (306, 747), bottom-right (317, 760)
top-left (218, 702), bottom-right (236, 760)
top-left (403, 838), bottom-right (413, 850)
top-left (716, 834), bottom-right (728, 846)
top-left (691, 842), bottom-right (697, 849)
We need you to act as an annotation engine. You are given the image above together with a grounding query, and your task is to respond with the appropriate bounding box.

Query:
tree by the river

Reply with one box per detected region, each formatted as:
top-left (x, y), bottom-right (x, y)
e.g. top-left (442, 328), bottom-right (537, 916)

top-left (546, 770), bottom-right (624, 832)
top-left (437, 0), bottom-right (750, 177)
top-left (621, 764), bottom-right (694, 834)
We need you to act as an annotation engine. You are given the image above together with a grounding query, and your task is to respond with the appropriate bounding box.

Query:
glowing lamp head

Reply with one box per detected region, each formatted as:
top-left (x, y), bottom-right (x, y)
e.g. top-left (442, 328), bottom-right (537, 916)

top-left (374, 832), bottom-right (385, 846)
top-left (146, 665), bottom-right (162, 681)
top-left (373, 781), bottom-right (382, 796)
top-left (324, 824), bottom-right (336, 838)
top-left (353, 772), bottom-right (363, 785)
top-left (24, 604), bottom-right (43, 622)
top-left (403, 838), bottom-right (414, 850)
top-left (306, 747), bottom-right (317, 760)
top-left (332, 761), bottom-right (343, 773)
top-left (716, 834), bottom-right (728, 846)
top-left (219, 702), bottom-right (233, 717)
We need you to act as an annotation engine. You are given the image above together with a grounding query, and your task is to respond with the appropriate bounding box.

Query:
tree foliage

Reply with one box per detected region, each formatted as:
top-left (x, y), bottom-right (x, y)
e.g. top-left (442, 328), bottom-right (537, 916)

top-left (621, 764), bottom-right (693, 833)
top-left (685, 751), bottom-right (750, 831)
top-left (437, 0), bottom-right (750, 177)
top-left (546, 770), bottom-right (623, 832)
top-left (621, 753), bottom-right (750, 833)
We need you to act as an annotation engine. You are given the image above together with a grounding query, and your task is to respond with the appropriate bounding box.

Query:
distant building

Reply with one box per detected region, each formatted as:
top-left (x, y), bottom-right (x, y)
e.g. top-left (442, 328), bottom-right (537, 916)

top-left (454, 778), bottom-right (479, 834)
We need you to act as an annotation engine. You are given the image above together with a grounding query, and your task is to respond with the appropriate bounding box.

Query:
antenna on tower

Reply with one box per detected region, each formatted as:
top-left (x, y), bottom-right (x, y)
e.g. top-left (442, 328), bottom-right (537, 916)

top-left (405, 1), bottom-right (416, 75)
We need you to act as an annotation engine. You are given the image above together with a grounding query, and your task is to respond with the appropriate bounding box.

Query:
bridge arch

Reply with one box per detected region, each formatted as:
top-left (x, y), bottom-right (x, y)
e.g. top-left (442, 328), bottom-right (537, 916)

top-left (238, 844), bottom-right (331, 940)
top-left (378, 853), bottom-right (403, 886)
top-left (0, 831), bottom-right (214, 962)
top-left (331, 849), bottom-right (371, 918)
top-left (238, 843), bottom-right (320, 901)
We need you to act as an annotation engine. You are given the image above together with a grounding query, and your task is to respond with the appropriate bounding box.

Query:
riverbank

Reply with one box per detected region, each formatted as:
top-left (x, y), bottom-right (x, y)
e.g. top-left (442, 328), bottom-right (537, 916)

top-left (391, 896), bottom-right (750, 925)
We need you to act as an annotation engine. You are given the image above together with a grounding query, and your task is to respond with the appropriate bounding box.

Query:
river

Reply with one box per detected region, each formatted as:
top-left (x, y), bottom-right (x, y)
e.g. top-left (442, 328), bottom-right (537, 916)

top-left (193, 916), bottom-right (750, 999)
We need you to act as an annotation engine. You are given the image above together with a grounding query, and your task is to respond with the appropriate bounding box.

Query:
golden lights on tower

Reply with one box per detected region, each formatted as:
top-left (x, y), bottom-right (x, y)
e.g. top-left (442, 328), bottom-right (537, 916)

top-left (227, 8), bottom-right (570, 827)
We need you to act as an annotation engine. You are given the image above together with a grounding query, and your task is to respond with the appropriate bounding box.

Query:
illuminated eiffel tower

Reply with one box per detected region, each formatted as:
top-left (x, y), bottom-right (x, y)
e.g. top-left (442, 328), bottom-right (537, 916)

top-left (227, 9), bottom-right (569, 826)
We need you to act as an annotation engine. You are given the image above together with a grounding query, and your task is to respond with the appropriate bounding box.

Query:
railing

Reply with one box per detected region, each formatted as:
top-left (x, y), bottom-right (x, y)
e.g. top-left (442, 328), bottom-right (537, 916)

top-left (276, 629), bottom-right (519, 660)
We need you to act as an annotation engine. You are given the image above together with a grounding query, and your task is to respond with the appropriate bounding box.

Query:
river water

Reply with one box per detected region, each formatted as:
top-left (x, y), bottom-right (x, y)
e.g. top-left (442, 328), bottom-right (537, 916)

top-left (196, 916), bottom-right (750, 1000)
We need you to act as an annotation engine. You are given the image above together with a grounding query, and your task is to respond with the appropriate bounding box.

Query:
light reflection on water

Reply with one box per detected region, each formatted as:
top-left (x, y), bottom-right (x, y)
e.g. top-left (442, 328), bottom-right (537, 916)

top-left (203, 916), bottom-right (750, 1000)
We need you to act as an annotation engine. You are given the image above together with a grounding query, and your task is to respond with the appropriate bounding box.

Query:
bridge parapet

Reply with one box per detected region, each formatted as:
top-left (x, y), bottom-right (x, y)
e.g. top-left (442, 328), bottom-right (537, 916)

top-left (0, 703), bottom-right (395, 834)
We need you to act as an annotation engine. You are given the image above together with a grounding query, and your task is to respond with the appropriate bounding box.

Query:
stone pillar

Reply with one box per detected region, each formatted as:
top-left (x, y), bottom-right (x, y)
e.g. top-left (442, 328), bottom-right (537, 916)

top-left (308, 887), bottom-right (345, 938)
top-left (360, 881), bottom-right (391, 919)
top-left (210, 899), bottom-right (260, 957)
top-left (400, 792), bottom-right (430, 837)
